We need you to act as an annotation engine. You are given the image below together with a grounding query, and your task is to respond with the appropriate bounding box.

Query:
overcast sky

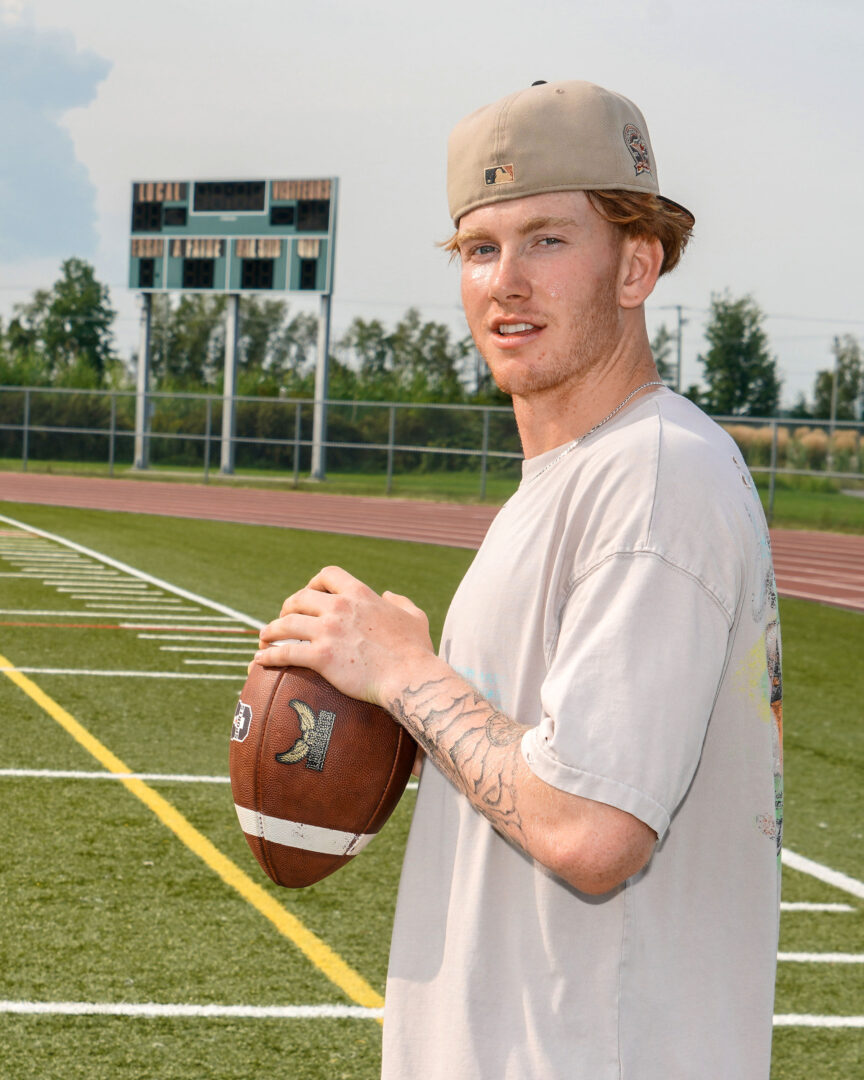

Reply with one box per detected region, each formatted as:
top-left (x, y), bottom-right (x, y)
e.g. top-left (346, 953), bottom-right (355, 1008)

top-left (1, 0), bottom-right (861, 405)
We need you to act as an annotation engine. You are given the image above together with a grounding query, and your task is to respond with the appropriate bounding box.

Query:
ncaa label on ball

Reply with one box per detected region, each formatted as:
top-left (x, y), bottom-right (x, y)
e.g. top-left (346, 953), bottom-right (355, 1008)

top-left (231, 700), bottom-right (253, 742)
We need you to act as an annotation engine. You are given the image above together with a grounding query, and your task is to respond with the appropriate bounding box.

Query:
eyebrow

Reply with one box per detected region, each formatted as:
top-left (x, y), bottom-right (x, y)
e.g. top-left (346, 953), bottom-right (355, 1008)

top-left (455, 215), bottom-right (581, 248)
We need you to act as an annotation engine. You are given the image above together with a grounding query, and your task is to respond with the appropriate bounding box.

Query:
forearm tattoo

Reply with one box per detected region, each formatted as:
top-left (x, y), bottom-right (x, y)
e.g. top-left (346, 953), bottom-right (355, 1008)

top-left (388, 678), bottom-right (528, 847)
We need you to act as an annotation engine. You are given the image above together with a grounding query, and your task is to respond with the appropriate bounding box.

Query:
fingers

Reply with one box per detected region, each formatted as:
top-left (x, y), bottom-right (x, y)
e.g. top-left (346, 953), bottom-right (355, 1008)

top-left (305, 565), bottom-right (366, 596)
top-left (259, 611), bottom-right (318, 647)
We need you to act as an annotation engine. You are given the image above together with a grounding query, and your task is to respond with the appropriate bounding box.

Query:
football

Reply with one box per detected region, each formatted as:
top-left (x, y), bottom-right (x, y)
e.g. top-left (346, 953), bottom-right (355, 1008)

top-left (229, 662), bottom-right (416, 888)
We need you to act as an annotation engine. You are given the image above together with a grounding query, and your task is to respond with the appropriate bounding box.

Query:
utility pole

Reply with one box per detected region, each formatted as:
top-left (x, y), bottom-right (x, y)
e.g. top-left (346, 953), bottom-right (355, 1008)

top-left (672, 305), bottom-right (685, 393)
top-left (657, 305), bottom-right (687, 392)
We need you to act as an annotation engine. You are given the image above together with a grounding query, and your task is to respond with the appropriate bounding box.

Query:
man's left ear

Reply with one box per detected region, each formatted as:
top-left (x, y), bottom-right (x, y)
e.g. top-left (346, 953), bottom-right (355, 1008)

top-left (619, 236), bottom-right (663, 309)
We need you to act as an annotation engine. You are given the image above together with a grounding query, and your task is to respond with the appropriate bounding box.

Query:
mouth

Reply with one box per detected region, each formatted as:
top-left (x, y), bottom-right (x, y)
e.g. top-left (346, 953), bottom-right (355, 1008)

top-left (491, 319), bottom-right (544, 341)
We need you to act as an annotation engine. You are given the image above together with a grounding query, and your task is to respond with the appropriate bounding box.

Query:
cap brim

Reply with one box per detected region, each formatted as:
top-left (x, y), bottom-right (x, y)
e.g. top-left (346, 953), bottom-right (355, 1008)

top-left (658, 195), bottom-right (695, 228)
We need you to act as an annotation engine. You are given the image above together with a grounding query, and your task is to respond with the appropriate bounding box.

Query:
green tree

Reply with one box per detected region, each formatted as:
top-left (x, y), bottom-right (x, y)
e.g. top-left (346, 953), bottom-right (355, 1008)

top-left (5, 257), bottom-right (116, 384)
top-left (698, 292), bottom-right (780, 416)
top-left (811, 334), bottom-right (862, 421)
top-left (146, 294), bottom-right (319, 392)
top-left (650, 323), bottom-right (677, 385)
top-left (337, 308), bottom-right (470, 402)
top-left (147, 293), bottom-right (226, 388)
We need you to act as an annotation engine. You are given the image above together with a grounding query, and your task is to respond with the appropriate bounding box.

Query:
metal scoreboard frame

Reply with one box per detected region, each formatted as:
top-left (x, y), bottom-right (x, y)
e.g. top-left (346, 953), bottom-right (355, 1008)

top-left (128, 177), bottom-right (337, 295)
top-left (128, 177), bottom-right (338, 479)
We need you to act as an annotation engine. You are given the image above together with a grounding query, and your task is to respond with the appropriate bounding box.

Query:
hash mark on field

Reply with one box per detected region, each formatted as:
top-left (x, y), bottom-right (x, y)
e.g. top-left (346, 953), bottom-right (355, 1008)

top-left (183, 658), bottom-right (251, 667)
top-left (0, 514), bottom-right (264, 631)
top-left (161, 646), bottom-right (254, 654)
top-left (138, 634), bottom-right (257, 643)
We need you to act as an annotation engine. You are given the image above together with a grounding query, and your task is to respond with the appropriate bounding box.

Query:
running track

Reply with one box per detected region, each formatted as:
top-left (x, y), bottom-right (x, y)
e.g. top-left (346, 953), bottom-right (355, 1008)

top-left (1, 472), bottom-right (862, 613)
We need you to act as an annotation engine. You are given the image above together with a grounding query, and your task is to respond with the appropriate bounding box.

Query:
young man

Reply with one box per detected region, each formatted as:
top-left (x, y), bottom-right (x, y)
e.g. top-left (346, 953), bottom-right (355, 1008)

top-left (255, 80), bottom-right (783, 1078)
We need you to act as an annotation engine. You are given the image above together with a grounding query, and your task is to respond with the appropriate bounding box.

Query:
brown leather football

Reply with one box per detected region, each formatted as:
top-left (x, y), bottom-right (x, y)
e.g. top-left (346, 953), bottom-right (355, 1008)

top-left (230, 663), bottom-right (416, 888)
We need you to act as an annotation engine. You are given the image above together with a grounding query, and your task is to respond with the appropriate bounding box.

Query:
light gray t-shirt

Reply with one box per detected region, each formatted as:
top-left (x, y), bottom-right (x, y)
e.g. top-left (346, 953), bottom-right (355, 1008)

top-left (382, 391), bottom-right (782, 1079)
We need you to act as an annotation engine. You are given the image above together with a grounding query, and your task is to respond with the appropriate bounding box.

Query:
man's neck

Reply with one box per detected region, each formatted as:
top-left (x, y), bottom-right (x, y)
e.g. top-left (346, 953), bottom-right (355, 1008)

top-left (513, 350), bottom-right (662, 459)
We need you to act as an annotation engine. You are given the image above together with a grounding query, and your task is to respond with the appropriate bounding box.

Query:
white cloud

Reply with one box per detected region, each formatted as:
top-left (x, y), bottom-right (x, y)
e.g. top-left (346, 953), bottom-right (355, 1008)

top-left (0, 19), bottom-right (111, 259)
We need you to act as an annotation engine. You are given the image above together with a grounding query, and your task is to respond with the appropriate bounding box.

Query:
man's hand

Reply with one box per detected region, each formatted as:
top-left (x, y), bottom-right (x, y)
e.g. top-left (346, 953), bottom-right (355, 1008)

top-left (252, 565), bottom-right (656, 894)
top-left (252, 565), bottom-right (436, 707)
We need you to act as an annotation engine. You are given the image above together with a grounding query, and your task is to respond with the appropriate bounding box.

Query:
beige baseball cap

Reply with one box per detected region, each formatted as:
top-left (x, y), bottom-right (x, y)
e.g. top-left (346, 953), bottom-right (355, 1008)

top-left (447, 79), bottom-right (693, 226)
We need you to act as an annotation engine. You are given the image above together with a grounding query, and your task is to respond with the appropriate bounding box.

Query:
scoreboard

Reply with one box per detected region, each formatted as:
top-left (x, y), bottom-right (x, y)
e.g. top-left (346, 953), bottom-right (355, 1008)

top-left (128, 178), bottom-right (337, 294)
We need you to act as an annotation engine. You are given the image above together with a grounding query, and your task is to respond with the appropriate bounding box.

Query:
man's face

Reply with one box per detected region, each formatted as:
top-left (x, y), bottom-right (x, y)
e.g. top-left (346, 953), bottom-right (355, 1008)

top-left (456, 191), bottom-right (627, 399)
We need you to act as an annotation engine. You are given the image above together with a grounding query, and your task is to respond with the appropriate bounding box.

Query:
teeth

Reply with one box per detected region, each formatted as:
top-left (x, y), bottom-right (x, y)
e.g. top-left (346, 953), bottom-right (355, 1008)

top-left (498, 323), bottom-right (536, 335)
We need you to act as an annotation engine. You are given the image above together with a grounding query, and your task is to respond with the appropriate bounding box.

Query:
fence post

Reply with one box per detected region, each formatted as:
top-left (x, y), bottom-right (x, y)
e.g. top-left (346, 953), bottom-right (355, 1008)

top-left (109, 393), bottom-right (117, 477)
top-left (386, 405), bottom-right (396, 495)
top-left (479, 408), bottom-right (490, 500)
top-left (22, 389), bottom-right (30, 472)
top-left (767, 420), bottom-right (778, 526)
top-left (292, 402), bottom-right (302, 488)
top-left (203, 396), bottom-right (213, 483)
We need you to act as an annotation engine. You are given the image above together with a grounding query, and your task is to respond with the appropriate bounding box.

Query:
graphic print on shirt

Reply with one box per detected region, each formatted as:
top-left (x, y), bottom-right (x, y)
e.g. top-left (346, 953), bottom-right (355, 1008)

top-left (732, 453), bottom-right (784, 862)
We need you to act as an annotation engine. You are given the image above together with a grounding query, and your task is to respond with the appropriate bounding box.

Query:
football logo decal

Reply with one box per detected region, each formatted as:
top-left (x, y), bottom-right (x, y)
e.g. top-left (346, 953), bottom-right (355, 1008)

top-left (275, 699), bottom-right (336, 772)
top-left (231, 700), bottom-right (253, 742)
top-left (623, 123), bottom-right (651, 175)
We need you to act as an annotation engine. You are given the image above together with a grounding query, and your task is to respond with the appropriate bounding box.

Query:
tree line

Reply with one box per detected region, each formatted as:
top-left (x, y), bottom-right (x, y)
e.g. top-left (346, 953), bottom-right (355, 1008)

top-left (1, 257), bottom-right (862, 422)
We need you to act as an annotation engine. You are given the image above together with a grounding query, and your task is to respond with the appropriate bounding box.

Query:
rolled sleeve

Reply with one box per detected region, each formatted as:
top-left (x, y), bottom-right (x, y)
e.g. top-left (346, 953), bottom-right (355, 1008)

top-left (521, 551), bottom-right (732, 840)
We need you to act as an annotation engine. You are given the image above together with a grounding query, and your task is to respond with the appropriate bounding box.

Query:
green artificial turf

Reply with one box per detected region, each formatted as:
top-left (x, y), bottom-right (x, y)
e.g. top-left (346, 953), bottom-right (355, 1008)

top-left (0, 502), bottom-right (861, 1079)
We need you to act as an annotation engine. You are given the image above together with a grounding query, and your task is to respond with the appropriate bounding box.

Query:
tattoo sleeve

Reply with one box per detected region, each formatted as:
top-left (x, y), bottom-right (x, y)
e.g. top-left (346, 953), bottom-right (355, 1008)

top-left (387, 676), bottom-right (530, 849)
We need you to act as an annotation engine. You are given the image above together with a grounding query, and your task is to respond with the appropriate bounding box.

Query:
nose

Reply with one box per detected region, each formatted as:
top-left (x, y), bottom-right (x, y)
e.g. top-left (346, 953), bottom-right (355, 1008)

top-left (489, 248), bottom-right (531, 303)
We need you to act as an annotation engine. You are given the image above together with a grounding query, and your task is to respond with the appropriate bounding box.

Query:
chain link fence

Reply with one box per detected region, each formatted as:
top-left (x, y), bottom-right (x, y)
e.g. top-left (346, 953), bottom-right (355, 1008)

top-left (1, 386), bottom-right (861, 507)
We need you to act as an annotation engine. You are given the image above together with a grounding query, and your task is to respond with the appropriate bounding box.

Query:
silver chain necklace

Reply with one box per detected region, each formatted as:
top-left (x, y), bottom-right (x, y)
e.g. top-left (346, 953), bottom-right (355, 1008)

top-left (529, 380), bottom-right (666, 482)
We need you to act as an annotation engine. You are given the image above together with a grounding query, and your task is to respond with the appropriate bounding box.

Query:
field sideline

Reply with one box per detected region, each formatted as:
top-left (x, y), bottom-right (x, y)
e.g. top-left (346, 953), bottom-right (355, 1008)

top-left (0, 501), bottom-right (861, 1078)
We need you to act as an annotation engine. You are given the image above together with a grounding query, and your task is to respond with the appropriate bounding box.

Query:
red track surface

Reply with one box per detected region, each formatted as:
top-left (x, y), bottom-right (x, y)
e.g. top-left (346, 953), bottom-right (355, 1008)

top-left (2, 471), bottom-right (862, 613)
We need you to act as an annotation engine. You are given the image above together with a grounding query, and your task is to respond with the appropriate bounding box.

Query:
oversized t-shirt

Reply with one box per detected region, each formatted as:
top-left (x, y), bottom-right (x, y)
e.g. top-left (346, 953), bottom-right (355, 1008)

top-left (382, 389), bottom-right (783, 1080)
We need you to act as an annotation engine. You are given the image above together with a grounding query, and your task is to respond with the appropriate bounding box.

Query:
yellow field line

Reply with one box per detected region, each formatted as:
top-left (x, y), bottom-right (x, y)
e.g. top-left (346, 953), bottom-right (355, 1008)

top-left (0, 654), bottom-right (384, 1011)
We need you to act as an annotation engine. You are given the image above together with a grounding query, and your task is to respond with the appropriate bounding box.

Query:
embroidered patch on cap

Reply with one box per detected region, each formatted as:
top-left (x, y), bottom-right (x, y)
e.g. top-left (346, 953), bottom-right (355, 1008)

top-left (484, 164), bottom-right (515, 186)
top-left (623, 124), bottom-right (651, 175)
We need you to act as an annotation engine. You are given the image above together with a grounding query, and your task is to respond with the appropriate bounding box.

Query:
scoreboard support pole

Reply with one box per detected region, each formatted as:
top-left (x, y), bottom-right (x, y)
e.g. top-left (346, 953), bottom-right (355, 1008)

top-left (134, 293), bottom-right (153, 470)
top-left (220, 293), bottom-right (241, 475)
top-left (310, 292), bottom-right (332, 480)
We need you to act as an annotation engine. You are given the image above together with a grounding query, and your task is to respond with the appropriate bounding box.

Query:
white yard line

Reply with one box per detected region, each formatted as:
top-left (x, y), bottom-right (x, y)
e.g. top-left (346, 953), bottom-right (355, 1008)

top-left (0, 609), bottom-right (241, 621)
top-left (781, 902), bottom-right (855, 913)
top-left (778, 952), bottom-right (864, 964)
top-left (0, 769), bottom-right (232, 783)
top-left (0, 1000), bottom-right (382, 1020)
top-left (0, 667), bottom-right (242, 680)
top-left (772, 1015), bottom-right (864, 1028)
top-left (0, 768), bottom-right (420, 793)
top-left (0, 1000), bottom-right (858, 1026)
top-left (783, 848), bottom-right (864, 901)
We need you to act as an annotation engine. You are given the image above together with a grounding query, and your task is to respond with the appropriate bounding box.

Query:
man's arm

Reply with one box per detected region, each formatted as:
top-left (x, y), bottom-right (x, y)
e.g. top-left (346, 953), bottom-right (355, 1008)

top-left (253, 566), bottom-right (656, 895)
